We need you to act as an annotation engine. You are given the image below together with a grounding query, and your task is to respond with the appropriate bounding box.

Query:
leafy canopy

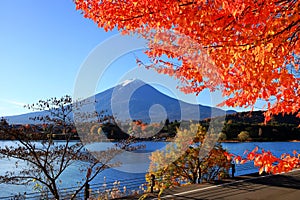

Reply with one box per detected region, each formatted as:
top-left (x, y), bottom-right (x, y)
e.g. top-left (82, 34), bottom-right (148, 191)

top-left (75, 0), bottom-right (300, 121)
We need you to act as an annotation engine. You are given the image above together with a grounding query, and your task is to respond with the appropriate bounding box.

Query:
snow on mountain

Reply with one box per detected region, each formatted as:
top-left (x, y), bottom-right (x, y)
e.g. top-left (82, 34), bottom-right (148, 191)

top-left (120, 79), bottom-right (137, 87)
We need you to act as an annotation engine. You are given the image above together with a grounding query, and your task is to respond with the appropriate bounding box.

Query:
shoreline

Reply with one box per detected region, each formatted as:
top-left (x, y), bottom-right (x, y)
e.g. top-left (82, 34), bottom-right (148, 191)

top-left (1, 139), bottom-right (300, 143)
top-left (222, 139), bottom-right (300, 143)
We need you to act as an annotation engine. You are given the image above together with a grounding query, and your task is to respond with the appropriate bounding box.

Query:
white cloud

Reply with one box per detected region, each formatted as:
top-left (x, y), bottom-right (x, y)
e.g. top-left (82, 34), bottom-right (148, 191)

top-left (0, 99), bottom-right (29, 116)
top-left (0, 99), bottom-right (25, 107)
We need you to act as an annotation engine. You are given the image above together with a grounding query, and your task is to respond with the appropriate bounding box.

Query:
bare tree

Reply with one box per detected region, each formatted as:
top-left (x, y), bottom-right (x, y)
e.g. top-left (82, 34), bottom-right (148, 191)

top-left (0, 95), bottom-right (121, 199)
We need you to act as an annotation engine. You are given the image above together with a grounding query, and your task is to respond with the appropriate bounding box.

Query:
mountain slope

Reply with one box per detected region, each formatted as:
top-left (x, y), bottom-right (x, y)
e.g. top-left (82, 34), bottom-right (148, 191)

top-left (5, 79), bottom-right (235, 124)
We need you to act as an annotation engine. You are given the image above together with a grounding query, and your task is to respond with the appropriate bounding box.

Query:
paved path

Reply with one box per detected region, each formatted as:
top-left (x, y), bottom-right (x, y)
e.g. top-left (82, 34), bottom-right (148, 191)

top-left (143, 169), bottom-right (300, 200)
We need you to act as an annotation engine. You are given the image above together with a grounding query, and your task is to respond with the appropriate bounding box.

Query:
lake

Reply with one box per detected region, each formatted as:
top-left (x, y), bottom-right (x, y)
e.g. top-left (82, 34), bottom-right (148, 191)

top-left (0, 141), bottom-right (299, 198)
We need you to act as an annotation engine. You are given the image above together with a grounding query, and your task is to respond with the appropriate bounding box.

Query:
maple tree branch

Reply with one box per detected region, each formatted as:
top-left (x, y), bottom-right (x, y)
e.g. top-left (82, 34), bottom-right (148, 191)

top-left (289, 26), bottom-right (299, 47)
top-left (120, 0), bottom-right (198, 22)
top-left (272, 19), bottom-right (299, 39)
top-left (178, 1), bottom-right (195, 7)
top-left (204, 18), bottom-right (299, 50)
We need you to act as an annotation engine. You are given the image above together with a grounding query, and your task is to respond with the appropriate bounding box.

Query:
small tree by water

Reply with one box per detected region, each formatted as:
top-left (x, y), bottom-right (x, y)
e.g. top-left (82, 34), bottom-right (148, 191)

top-left (218, 132), bottom-right (227, 141)
top-left (146, 124), bottom-right (231, 193)
top-left (0, 95), bottom-right (121, 199)
top-left (238, 131), bottom-right (250, 142)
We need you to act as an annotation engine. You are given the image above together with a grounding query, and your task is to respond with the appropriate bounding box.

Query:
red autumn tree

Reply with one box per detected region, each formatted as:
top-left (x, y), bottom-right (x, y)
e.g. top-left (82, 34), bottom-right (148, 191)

top-left (75, 0), bottom-right (300, 174)
top-left (75, 0), bottom-right (299, 120)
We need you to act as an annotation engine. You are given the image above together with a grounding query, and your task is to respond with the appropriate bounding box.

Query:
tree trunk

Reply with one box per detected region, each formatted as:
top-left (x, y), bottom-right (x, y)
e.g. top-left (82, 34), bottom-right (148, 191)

top-left (197, 167), bottom-right (202, 184)
top-left (50, 180), bottom-right (60, 200)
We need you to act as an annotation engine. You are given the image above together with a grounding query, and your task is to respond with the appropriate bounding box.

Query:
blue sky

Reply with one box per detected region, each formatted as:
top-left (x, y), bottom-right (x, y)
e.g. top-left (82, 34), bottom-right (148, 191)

top-left (0, 0), bottom-right (116, 116)
top-left (0, 0), bottom-right (253, 117)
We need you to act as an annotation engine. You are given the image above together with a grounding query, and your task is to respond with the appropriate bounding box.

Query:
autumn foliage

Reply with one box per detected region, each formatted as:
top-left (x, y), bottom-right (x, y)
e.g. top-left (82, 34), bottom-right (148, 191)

top-left (75, 0), bottom-right (300, 175)
top-left (75, 0), bottom-right (300, 121)
top-left (225, 147), bottom-right (300, 174)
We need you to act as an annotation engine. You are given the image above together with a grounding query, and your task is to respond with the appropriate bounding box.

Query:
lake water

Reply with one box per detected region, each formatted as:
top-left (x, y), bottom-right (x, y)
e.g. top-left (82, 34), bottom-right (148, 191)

top-left (0, 141), bottom-right (299, 198)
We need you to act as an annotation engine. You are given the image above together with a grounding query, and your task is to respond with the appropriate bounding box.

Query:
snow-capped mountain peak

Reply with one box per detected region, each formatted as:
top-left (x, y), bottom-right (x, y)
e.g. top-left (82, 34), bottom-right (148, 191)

top-left (120, 79), bottom-right (137, 87)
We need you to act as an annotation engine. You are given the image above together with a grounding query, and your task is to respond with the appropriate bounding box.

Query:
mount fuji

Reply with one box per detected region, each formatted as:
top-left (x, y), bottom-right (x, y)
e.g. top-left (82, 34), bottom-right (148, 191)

top-left (5, 79), bottom-right (235, 124)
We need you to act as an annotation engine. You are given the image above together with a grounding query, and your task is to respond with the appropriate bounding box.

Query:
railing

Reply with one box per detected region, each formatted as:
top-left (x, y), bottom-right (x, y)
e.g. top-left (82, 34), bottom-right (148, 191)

top-left (0, 177), bottom-right (148, 200)
top-left (0, 163), bottom-right (259, 199)
top-left (231, 161), bottom-right (257, 176)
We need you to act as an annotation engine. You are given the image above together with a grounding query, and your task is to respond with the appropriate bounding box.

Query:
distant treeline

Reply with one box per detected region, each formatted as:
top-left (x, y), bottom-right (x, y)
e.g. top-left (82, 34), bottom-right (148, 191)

top-left (0, 118), bottom-right (129, 141)
top-left (1, 111), bottom-right (300, 141)
top-left (203, 111), bottom-right (300, 141)
top-left (151, 111), bottom-right (300, 141)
